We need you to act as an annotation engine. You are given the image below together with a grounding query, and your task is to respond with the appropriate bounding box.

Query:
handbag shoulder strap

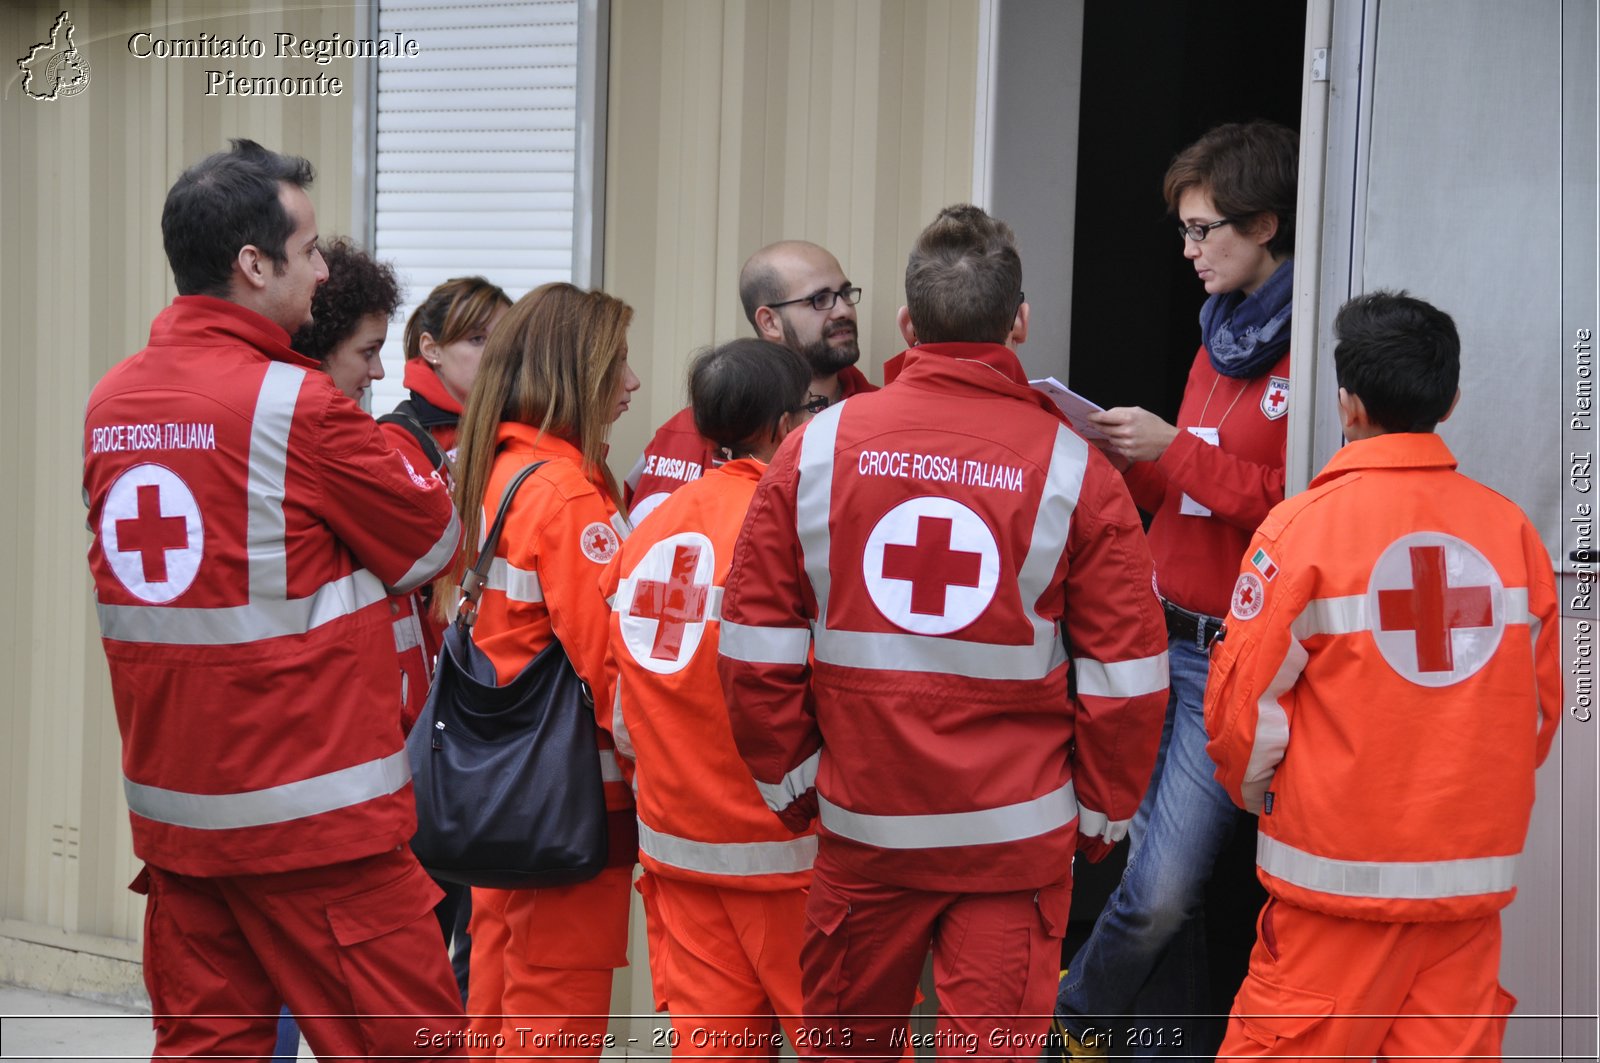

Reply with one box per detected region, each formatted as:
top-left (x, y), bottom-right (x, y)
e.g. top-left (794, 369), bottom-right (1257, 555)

top-left (457, 461), bottom-right (548, 625)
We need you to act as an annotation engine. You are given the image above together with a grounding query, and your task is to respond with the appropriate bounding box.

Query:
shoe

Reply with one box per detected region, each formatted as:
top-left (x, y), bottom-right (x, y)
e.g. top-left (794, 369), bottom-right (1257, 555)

top-left (1053, 970), bottom-right (1108, 1060)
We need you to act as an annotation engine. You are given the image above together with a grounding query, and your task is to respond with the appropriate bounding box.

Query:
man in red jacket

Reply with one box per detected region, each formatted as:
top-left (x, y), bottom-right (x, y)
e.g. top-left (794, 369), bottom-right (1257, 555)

top-left (83, 140), bottom-right (465, 1060)
top-left (624, 240), bottom-right (876, 522)
top-left (718, 205), bottom-right (1170, 1058)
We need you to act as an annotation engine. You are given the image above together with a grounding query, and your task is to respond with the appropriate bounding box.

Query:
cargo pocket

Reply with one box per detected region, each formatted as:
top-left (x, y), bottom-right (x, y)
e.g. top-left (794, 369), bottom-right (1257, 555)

top-left (129, 867), bottom-right (172, 1041)
top-left (1022, 880), bottom-right (1074, 1016)
top-left (327, 857), bottom-right (454, 1054)
top-left (635, 872), bottom-right (672, 1013)
top-left (800, 878), bottom-right (852, 1016)
top-left (1228, 971), bottom-right (1336, 1055)
top-left (1490, 985), bottom-right (1518, 1047)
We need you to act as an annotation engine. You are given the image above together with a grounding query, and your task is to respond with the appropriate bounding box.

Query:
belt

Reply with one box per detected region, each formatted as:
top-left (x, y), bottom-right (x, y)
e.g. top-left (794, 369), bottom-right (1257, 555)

top-left (1162, 597), bottom-right (1224, 651)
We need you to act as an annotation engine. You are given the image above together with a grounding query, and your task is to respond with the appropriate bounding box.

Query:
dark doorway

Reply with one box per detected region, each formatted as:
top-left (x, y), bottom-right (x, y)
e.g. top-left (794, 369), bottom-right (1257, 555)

top-left (1062, 0), bottom-right (1306, 1047)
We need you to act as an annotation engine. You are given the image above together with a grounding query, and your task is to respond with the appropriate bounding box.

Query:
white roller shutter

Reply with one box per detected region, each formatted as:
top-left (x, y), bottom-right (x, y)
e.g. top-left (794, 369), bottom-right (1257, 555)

top-left (370, 0), bottom-right (582, 414)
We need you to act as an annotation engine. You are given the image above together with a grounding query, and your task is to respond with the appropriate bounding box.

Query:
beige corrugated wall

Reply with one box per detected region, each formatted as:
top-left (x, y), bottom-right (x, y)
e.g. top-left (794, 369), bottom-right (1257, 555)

top-left (603, 0), bottom-right (979, 480)
top-left (0, 0), bottom-right (357, 999)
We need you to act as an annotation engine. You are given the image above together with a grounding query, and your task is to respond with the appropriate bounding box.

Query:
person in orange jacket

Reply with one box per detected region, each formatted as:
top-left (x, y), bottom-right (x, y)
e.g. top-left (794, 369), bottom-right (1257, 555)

top-left (445, 282), bottom-right (642, 1058)
top-left (602, 339), bottom-right (822, 1057)
top-left (1203, 291), bottom-right (1562, 1060)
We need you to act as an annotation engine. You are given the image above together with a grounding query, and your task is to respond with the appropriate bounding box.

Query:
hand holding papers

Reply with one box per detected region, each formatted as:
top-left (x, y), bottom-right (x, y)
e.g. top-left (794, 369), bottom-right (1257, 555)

top-left (1029, 377), bottom-right (1110, 441)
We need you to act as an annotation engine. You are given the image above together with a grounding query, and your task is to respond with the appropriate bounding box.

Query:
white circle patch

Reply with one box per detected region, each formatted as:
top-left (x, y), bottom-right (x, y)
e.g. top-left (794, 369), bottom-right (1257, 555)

top-left (620, 532), bottom-right (716, 674)
top-left (863, 497), bottom-right (1000, 635)
top-left (580, 521), bottom-right (621, 564)
top-left (100, 463), bottom-right (203, 603)
top-left (1367, 531), bottom-right (1504, 687)
top-left (1230, 572), bottom-right (1265, 621)
top-left (629, 491), bottom-right (671, 526)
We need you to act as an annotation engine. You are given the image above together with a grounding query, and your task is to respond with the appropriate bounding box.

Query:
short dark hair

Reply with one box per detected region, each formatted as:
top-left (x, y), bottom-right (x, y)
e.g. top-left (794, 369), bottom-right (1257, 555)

top-left (1333, 290), bottom-right (1460, 434)
top-left (161, 138), bottom-right (316, 297)
top-left (689, 339), bottom-right (811, 457)
top-left (1163, 121), bottom-right (1299, 257)
top-left (739, 261), bottom-right (786, 330)
top-left (904, 204), bottom-right (1022, 344)
top-left (290, 239), bottom-right (401, 362)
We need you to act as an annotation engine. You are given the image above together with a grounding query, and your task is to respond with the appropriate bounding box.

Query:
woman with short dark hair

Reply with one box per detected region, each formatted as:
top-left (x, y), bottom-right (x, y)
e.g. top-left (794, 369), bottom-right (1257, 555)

top-left (1058, 120), bottom-right (1299, 1061)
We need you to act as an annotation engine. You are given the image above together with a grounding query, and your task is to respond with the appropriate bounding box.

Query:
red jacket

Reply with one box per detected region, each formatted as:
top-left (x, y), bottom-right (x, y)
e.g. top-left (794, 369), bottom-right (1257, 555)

top-left (1204, 433), bottom-right (1562, 922)
top-left (470, 424), bottom-right (637, 865)
top-left (1125, 347), bottom-right (1290, 619)
top-left (398, 358), bottom-right (464, 460)
top-left (718, 344), bottom-right (1169, 893)
top-left (84, 296), bottom-right (461, 876)
top-left (603, 459), bottom-right (815, 891)
top-left (624, 365), bottom-right (876, 523)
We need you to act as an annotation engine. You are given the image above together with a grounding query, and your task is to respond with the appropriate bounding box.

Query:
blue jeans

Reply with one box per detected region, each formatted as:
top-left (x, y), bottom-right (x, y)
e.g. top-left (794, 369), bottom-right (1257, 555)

top-left (1058, 636), bottom-right (1241, 1057)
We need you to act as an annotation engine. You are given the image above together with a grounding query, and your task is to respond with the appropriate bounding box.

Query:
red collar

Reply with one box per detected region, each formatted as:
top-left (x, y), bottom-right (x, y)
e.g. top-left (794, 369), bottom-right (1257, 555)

top-left (1312, 432), bottom-right (1458, 487)
top-left (887, 343), bottom-right (1072, 427)
top-left (153, 296), bottom-right (317, 370)
top-left (402, 358), bottom-right (464, 415)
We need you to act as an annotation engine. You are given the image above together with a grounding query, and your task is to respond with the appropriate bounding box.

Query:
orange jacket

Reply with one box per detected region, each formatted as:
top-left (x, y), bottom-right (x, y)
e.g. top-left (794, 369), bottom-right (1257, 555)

top-left (471, 423), bottom-right (637, 864)
top-left (603, 459), bottom-right (815, 891)
top-left (1203, 433), bottom-right (1561, 922)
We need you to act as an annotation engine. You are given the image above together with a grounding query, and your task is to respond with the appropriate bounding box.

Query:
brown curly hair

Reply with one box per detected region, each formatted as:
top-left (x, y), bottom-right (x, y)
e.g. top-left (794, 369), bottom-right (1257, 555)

top-left (290, 238), bottom-right (402, 362)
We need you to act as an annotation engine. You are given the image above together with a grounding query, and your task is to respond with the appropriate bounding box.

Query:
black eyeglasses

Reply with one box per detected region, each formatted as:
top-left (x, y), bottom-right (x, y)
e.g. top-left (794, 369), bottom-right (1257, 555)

top-left (1177, 219), bottom-right (1234, 243)
top-left (796, 395), bottom-right (830, 415)
top-left (767, 286), bottom-right (863, 312)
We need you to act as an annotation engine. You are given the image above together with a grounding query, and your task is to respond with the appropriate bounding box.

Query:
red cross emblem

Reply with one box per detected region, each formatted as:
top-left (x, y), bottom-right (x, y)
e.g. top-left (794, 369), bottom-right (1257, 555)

top-left (882, 516), bottom-right (983, 616)
top-left (1260, 376), bottom-right (1290, 420)
top-left (619, 532), bottom-right (716, 673)
top-left (864, 498), bottom-right (999, 635)
top-left (1368, 533), bottom-right (1503, 686)
top-left (100, 463), bottom-right (203, 603)
top-left (1377, 546), bottom-right (1494, 672)
top-left (627, 544), bottom-right (710, 661)
top-left (117, 484), bottom-right (188, 583)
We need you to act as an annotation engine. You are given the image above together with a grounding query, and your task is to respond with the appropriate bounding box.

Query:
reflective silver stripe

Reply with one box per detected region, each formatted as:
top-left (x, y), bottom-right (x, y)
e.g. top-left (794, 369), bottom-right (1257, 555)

top-left (818, 633), bottom-right (1066, 681)
top-left (1257, 833), bottom-right (1518, 899)
top-left (123, 749), bottom-right (410, 830)
top-left (1017, 424), bottom-right (1088, 638)
top-left (753, 750), bottom-right (819, 813)
top-left (245, 362), bottom-right (303, 601)
top-left (610, 510), bottom-right (632, 540)
top-left (393, 611), bottom-right (424, 655)
top-left (795, 402), bottom-right (842, 624)
top-left (485, 557), bottom-right (543, 603)
top-left (819, 780), bottom-right (1077, 850)
top-left (1074, 652), bottom-right (1169, 698)
top-left (1076, 803), bottom-right (1131, 844)
top-left (391, 508), bottom-right (462, 594)
top-left (719, 621), bottom-right (810, 665)
top-left (598, 748), bottom-right (623, 784)
top-left (1294, 587), bottom-right (1533, 640)
top-left (637, 820), bottom-right (816, 877)
top-left (96, 569), bottom-right (389, 645)
top-left (1240, 630), bottom-right (1307, 813)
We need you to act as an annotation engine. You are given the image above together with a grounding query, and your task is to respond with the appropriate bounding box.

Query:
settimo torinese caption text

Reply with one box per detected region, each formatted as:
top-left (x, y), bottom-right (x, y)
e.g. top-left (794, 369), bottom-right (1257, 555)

top-left (126, 30), bottom-right (420, 97)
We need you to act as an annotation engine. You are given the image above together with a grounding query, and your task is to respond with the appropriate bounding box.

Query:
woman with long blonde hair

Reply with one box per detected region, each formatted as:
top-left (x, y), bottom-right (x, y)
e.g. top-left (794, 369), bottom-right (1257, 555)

top-left (448, 281), bottom-right (640, 1056)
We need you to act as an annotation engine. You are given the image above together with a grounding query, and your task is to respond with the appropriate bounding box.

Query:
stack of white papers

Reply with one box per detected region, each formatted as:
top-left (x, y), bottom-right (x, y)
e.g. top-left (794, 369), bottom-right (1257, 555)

top-left (1029, 377), bottom-right (1109, 441)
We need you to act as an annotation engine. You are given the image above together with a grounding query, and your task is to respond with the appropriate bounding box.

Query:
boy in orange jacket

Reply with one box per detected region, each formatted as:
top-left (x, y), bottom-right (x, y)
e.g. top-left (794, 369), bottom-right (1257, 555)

top-left (1203, 291), bottom-right (1561, 1060)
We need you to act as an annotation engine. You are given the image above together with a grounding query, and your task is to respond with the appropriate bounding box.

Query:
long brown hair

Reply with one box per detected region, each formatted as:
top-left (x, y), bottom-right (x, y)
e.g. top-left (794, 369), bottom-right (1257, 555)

top-left (444, 282), bottom-right (634, 596)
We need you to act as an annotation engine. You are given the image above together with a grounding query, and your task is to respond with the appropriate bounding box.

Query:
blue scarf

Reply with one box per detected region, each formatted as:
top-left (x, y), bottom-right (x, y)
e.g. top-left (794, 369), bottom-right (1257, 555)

top-left (1200, 257), bottom-right (1294, 379)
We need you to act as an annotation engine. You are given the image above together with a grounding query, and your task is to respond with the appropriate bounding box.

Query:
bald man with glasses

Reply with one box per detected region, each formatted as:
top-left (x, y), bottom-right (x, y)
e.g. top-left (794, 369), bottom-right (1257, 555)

top-left (624, 241), bottom-right (877, 524)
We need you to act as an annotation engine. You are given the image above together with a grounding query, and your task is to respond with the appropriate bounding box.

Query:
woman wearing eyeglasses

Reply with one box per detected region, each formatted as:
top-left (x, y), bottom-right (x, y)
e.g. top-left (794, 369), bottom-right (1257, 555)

top-left (447, 282), bottom-right (641, 1058)
top-left (1056, 120), bottom-right (1298, 1061)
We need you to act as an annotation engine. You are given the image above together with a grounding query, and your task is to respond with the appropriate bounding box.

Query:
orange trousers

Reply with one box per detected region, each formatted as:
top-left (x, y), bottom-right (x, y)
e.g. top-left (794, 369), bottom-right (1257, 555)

top-left (1219, 898), bottom-right (1515, 1061)
top-left (637, 873), bottom-right (808, 1058)
top-left (134, 848), bottom-right (464, 1060)
top-left (466, 866), bottom-right (633, 1059)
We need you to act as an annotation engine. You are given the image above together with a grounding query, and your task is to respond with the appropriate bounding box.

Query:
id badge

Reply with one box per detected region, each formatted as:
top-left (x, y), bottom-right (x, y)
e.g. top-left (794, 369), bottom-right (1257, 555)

top-left (1178, 426), bottom-right (1221, 517)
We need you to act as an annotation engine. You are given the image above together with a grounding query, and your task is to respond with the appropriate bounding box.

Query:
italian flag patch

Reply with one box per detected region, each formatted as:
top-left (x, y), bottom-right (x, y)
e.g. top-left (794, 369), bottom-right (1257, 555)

top-left (1251, 548), bottom-right (1279, 582)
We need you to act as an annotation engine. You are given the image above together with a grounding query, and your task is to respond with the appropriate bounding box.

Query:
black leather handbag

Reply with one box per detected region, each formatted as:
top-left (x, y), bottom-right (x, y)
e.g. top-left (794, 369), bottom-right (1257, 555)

top-left (407, 462), bottom-right (608, 888)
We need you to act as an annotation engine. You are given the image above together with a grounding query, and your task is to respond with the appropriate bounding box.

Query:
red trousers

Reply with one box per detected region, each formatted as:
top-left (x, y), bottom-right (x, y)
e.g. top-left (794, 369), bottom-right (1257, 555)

top-left (134, 847), bottom-right (464, 1060)
top-left (466, 866), bottom-right (633, 1059)
top-left (1219, 898), bottom-right (1515, 1061)
top-left (800, 868), bottom-right (1071, 1062)
top-left (637, 873), bottom-right (808, 1058)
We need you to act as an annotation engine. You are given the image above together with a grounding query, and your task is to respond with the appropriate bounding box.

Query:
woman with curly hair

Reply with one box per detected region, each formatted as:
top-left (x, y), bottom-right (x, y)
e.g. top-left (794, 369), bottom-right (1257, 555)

top-left (447, 281), bottom-right (639, 1057)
